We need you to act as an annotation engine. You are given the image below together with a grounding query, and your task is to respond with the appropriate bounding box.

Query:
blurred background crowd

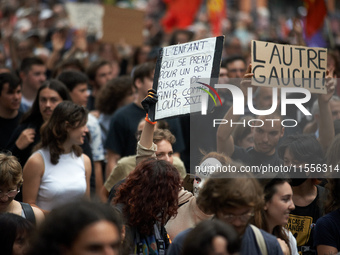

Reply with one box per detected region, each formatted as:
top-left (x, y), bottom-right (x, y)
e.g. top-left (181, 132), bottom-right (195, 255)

top-left (0, 0), bottom-right (339, 80)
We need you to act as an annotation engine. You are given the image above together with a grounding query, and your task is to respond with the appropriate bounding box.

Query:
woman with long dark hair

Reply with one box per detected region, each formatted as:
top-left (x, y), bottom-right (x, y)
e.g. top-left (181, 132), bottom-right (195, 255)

top-left (254, 178), bottom-right (297, 255)
top-left (22, 101), bottom-right (91, 214)
top-left (6, 79), bottom-right (71, 167)
top-left (113, 157), bottom-right (181, 254)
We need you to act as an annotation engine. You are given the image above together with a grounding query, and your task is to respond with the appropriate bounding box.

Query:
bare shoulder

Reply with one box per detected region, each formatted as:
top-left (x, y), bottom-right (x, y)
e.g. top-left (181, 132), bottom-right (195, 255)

top-left (82, 154), bottom-right (92, 172)
top-left (23, 152), bottom-right (44, 176)
top-left (32, 206), bottom-right (45, 226)
top-left (82, 153), bottom-right (91, 165)
top-left (27, 152), bottom-right (44, 165)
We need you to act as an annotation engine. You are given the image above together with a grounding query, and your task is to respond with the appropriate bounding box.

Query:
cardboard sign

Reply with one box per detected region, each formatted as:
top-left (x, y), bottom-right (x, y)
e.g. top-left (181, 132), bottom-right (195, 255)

top-left (65, 3), bottom-right (104, 37)
top-left (101, 5), bottom-right (144, 47)
top-left (150, 36), bottom-right (224, 121)
top-left (251, 40), bottom-right (327, 94)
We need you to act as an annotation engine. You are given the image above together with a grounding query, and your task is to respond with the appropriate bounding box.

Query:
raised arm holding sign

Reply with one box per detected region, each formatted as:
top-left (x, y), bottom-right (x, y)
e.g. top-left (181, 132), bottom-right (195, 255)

top-left (216, 40), bottom-right (334, 171)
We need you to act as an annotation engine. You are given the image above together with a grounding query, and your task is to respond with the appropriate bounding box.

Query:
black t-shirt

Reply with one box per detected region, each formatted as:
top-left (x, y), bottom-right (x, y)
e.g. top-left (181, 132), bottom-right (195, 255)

top-left (80, 135), bottom-right (96, 195)
top-left (87, 94), bottom-right (95, 111)
top-left (286, 185), bottom-right (325, 255)
top-left (6, 121), bottom-right (41, 167)
top-left (105, 103), bottom-right (185, 157)
top-left (0, 111), bottom-right (23, 150)
top-left (314, 209), bottom-right (340, 251)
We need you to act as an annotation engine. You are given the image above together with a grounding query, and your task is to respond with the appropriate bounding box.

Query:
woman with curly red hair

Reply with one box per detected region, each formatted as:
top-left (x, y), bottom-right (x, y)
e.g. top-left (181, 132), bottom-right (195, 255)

top-left (113, 157), bottom-right (181, 254)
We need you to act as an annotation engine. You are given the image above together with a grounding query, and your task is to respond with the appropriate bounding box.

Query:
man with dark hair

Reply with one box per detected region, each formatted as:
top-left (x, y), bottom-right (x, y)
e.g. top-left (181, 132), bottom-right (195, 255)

top-left (19, 57), bottom-right (46, 112)
top-left (222, 55), bottom-right (247, 79)
top-left (222, 111), bottom-right (285, 167)
top-left (104, 62), bottom-right (184, 178)
top-left (216, 65), bottom-right (284, 168)
top-left (86, 59), bottom-right (113, 111)
top-left (217, 65), bottom-right (335, 168)
top-left (0, 73), bottom-right (22, 149)
top-left (57, 70), bottom-right (89, 106)
top-left (58, 70), bottom-right (105, 196)
top-left (6, 80), bottom-right (71, 168)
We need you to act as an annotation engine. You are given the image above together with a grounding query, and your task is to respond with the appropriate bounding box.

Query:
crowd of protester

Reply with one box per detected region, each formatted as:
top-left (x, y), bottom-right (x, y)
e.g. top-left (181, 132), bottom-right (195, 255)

top-left (0, 0), bottom-right (340, 255)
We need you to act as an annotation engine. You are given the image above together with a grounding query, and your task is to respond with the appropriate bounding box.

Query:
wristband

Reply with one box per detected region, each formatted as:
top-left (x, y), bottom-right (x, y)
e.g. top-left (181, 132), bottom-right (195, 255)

top-left (145, 114), bottom-right (157, 125)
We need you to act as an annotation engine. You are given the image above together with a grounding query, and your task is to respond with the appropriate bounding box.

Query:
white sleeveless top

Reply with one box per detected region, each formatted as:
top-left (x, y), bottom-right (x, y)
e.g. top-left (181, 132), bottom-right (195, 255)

top-left (35, 148), bottom-right (87, 211)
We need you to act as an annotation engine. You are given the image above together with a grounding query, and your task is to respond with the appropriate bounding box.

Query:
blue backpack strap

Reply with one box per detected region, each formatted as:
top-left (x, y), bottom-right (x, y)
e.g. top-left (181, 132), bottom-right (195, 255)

top-left (154, 224), bottom-right (165, 255)
top-left (134, 227), bottom-right (144, 255)
top-left (19, 202), bottom-right (36, 225)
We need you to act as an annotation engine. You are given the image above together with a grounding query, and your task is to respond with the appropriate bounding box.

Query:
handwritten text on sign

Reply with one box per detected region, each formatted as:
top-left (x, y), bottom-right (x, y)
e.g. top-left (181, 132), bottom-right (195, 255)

top-left (155, 37), bottom-right (218, 120)
top-left (251, 40), bottom-right (327, 94)
top-left (65, 3), bottom-right (104, 37)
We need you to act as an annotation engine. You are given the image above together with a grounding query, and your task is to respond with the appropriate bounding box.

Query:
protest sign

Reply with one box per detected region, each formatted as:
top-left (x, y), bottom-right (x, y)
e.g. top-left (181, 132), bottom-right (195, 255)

top-left (101, 5), bottom-right (144, 47)
top-left (251, 40), bottom-right (327, 94)
top-left (65, 3), bottom-right (104, 37)
top-left (66, 4), bottom-right (144, 46)
top-left (150, 36), bottom-right (224, 121)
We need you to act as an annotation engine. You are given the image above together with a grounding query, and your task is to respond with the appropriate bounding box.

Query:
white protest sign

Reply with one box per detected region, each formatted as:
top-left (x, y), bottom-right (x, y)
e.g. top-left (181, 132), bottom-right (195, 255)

top-left (152, 36), bottom-right (224, 120)
top-left (65, 3), bottom-right (104, 37)
top-left (251, 40), bottom-right (327, 94)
